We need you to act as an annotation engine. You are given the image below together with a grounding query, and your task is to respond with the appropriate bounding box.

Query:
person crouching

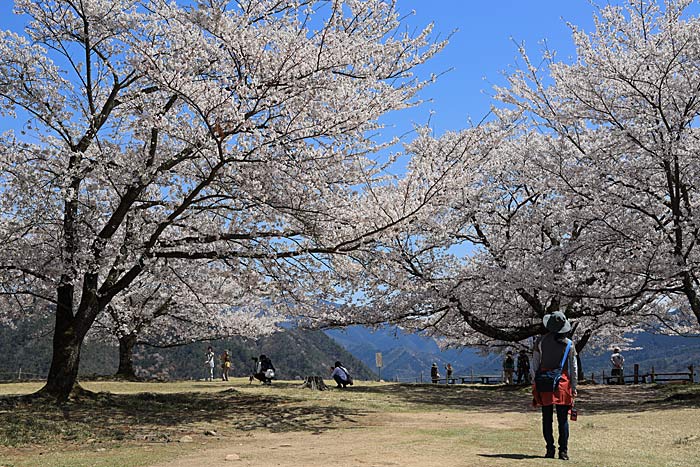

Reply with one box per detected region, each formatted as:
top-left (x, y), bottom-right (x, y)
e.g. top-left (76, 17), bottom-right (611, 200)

top-left (330, 361), bottom-right (351, 388)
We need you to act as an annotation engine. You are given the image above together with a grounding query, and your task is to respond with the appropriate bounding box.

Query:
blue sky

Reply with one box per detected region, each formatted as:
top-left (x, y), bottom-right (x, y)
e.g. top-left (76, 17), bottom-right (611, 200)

top-left (389, 0), bottom-right (598, 134)
top-left (0, 1), bottom-right (607, 136)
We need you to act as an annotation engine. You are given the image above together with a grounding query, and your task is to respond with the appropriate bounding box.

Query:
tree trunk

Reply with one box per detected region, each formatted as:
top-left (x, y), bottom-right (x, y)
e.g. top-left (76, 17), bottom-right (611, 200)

top-left (574, 328), bottom-right (593, 382)
top-left (39, 284), bottom-right (98, 401)
top-left (300, 376), bottom-right (328, 390)
top-left (39, 286), bottom-right (84, 401)
top-left (682, 271), bottom-right (700, 325)
top-left (116, 333), bottom-right (138, 380)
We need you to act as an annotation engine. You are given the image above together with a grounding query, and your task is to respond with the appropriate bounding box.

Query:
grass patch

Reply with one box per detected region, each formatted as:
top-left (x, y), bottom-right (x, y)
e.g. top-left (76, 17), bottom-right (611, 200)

top-left (2, 380), bottom-right (700, 467)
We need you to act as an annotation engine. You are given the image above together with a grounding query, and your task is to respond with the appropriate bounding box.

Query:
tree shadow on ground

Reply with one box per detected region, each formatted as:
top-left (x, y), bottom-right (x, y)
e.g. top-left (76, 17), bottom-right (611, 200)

top-left (352, 382), bottom-right (700, 414)
top-left (0, 386), bottom-right (360, 447)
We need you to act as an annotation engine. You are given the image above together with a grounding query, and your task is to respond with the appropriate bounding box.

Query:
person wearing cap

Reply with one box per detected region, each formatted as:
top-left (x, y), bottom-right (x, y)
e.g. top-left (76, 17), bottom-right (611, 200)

top-left (503, 350), bottom-right (515, 385)
top-left (531, 311), bottom-right (578, 461)
top-left (610, 347), bottom-right (624, 385)
top-left (430, 363), bottom-right (440, 384)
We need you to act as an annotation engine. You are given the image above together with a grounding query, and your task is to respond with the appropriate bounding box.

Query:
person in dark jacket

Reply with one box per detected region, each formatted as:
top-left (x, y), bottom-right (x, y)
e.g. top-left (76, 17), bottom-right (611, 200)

top-left (430, 363), bottom-right (440, 383)
top-left (503, 350), bottom-right (515, 385)
top-left (253, 354), bottom-right (275, 385)
top-left (531, 311), bottom-right (578, 461)
top-left (517, 349), bottom-right (531, 384)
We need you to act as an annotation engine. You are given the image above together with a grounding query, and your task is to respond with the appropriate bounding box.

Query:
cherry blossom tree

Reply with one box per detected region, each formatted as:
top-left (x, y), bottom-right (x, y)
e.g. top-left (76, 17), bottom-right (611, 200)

top-left (496, 0), bottom-right (700, 329)
top-left (0, 0), bottom-right (443, 400)
top-left (312, 125), bottom-right (666, 365)
top-left (296, 1), bottom-right (700, 370)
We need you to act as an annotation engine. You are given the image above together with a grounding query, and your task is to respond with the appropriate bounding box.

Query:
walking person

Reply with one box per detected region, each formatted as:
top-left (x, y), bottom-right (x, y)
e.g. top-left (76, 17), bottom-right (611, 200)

top-left (204, 346), bottom-right (215, 381)
top-left (610, 347), bottom-right (624, 385)
top-left (503, 350), bottom-right (515, 385)
top-left (517, 349), bottom-right (531, 384)
top-left (531, 311), bottom-right (578, 461)
top-left (220, 350), bottom-right (231, 381)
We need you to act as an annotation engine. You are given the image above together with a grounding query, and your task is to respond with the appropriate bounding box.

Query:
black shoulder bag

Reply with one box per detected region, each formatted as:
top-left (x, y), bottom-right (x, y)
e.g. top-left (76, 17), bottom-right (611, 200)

top-left (534, 340), bottom-right (572, 393)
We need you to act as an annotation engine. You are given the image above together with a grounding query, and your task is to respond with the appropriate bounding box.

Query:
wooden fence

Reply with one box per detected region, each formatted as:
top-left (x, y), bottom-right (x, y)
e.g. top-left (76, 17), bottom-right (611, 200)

top-left (408, 370), bottom-right (506, 385)
top-left (596, 364), bottom-right (695, 385)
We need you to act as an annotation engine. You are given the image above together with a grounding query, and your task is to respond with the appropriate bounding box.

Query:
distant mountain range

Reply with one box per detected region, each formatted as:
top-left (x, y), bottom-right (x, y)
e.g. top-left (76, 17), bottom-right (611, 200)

top-left (325, 326), bottom-right (502, 381)
top-left (326, 326), bottom-right (700, 382)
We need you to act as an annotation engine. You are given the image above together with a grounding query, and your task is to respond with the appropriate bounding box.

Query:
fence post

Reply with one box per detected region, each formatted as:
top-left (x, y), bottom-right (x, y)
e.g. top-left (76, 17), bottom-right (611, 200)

top-left (603, 369), bottom-right (606, 384)
top-left (689, 365), bottom-right (695, 384)
top-left (18, 367), bottom-right (22, 380)
top-left (651, 366), bottom-right (655, 383)
top-left (634, 364), bottom-right (639, 385)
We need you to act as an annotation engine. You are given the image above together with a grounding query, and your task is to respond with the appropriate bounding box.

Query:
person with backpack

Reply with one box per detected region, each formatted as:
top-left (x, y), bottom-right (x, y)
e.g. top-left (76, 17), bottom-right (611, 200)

top-left (330, 361), bottom-right (353, 388)
top-left (531, 311), bottom-right (578, 461)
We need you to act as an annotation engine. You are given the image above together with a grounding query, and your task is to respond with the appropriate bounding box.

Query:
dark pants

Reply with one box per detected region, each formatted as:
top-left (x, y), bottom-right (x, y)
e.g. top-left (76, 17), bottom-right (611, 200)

top-left (542, 404), bottom-right (570, 453)
top-left (254, 372), bottom-right (271, 384)
top-left (516, 369), bottom-right (530, 384)
top-left (333, 375), bottom-right (348, 388)
top-left (611, 368), bottom-right (624, 384)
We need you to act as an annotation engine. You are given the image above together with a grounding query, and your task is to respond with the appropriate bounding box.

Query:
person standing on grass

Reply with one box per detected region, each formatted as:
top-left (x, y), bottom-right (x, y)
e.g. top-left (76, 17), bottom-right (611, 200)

top-left (503, 350), bottom-right (515, 385)
top-left (204, 346), bottom-right (215, 381)
top-left (517, 349), bottom-right (531, 384)
top-left (430, 363), bottom-right (440, 384)
top-left (445, 363), bottom-right (454, 383)
top-left (220, 350), bottom-right (231, 381)
top-left (610, 347), bottom-right (624, 385)
top-left (531, 311), bottom-right (578, 461)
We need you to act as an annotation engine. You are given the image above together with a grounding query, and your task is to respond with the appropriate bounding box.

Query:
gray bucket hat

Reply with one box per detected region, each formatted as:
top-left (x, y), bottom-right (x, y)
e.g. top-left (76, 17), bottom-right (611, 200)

top-left (542, 311), bottom-right (572, 333)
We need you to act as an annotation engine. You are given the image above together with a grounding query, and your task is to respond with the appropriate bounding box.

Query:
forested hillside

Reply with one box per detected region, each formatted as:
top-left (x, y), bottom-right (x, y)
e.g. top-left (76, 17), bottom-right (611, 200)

top-left (0, 318), bottom-right (374, 382)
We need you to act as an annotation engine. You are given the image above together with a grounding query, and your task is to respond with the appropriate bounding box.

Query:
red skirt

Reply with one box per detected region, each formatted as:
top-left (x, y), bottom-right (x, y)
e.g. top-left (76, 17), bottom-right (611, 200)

top-left (532, 371), bottom-right (573, 407)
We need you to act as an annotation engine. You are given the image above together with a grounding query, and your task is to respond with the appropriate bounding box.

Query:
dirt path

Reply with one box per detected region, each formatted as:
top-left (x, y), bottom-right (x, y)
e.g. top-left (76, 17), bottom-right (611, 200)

top-left (148, 410), bottom-right (529, 467)
top-left (147, 384), bottom-right (693, 467)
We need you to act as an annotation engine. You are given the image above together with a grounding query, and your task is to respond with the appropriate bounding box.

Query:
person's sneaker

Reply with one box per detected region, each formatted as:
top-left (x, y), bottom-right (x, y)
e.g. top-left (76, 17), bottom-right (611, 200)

top-left (558, 450), bottom-right (569, 460)
top-left (545, 448), bottom-right (555, 458)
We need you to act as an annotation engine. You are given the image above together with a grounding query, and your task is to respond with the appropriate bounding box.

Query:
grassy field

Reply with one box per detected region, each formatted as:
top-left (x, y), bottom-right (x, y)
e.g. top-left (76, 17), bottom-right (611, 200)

top-left (1, 379), bottom-right (699, 466)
